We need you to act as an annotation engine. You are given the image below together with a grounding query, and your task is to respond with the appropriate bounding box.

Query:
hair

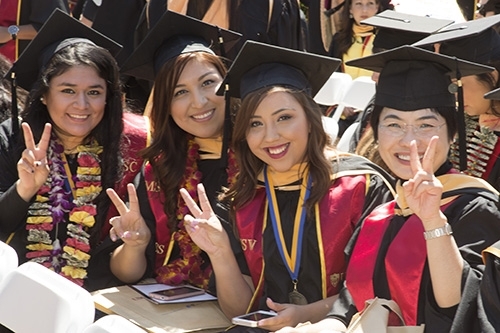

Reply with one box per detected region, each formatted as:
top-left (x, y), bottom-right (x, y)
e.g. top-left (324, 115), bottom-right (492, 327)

top-left (333, 0), bottom-right (391, 57)
top-left (477, 59), bottom-right (500, 117)
top-left (224, 86), bottom-right (334, 216)
top-left (141, 51), bottom-right (227, 230)
top-left (369, 104), bottom-right (458, 142)
top-left (20, 42), bottom-right (124, 245)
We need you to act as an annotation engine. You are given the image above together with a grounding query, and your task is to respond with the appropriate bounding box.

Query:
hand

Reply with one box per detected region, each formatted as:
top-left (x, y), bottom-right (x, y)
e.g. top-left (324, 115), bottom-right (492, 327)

top-left (257, 298), bottom-right (305, 332)
top-left (402, 137), bottom-right (445, 227)
top-left (179, 183), bottom-right (230, 258)
top-left (106, 183), bottom-right (151, 247)
top-left (16, 122), bottom-right (51, 201)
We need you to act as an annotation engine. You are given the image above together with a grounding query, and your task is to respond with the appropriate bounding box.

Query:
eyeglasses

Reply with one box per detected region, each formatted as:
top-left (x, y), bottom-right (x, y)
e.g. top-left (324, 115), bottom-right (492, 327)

top-left (378, 122), bottom-right (447, 138)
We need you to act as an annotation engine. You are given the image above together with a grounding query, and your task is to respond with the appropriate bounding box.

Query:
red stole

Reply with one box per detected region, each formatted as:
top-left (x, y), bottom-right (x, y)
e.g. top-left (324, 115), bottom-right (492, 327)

top-left (0, 0), bottom-right (18, 61)
top-left (483, 139), bottom-right (500, 180)
top-left (236, 175), bottom-right (369, 310)
top-left (102, 113), bottom-right (149, 238)
top-left (346, 200), bottom-right (453, 325)
top-left (143, 162), bottom-right (171, 270)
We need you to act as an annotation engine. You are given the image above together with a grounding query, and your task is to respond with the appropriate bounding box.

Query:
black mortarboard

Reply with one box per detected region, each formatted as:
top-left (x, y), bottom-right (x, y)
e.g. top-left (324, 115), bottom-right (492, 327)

top-left (7, 9), bottom-right (122, 91)
top-left (346, 45), bottom-right (494, 170)
top-left (219, 40), bottom-right (341, 99)
top-left (120, 10), bottom-right (242, 82)
top-left (362, 10), bottom-right (454, 51)
top-left (5, 9), bottom-right (122, 137)
top-left (485, 87), bottom-right (500, 100)
top-left (413, 14), bottom-right (500, 64)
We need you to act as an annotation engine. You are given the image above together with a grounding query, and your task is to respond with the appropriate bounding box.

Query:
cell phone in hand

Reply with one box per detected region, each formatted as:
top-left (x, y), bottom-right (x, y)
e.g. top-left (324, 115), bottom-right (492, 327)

top-left (148, 285), bottom-right (205, 301)
top-left (231, 310), bottom-right (277, 327)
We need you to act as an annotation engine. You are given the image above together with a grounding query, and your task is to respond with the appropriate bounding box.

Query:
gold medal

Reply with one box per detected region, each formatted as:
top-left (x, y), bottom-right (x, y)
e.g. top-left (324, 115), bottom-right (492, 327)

top-left (288, 280), bottom-right (308, 305)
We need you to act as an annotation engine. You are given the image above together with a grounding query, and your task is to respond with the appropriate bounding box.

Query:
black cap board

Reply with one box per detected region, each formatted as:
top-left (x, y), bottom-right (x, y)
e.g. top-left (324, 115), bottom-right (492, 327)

top-left (120, 10), bottom-right (242, 82)
top-left (219, 40), bottom-right (341, 99)
top-left (6, 9), bottom-right (122, 91)
top-left (485, 87), bottom-right (500, 100)
top-left (362, 10), bottom-right (454, 50)
top-left (413, 14), bottom-right (500, 63)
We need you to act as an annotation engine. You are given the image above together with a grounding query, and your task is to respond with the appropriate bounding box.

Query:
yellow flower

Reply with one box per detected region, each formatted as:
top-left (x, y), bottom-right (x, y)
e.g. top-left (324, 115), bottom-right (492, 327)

top-left (77, 167), bottom-right (101, 175)
top-left (69, 211), bottom-right (96, 227)
top-left (63, 245), bottom-right (91, 261)
top-left (36, 195), bottom-right (49, 202)
top-left (26, 243), bottom-right (53, 251)
top-left (76, 185), bottom-right (102, 198)
top-left (61, 266), bottom-right (87, 279)
top-left (27, 216), bottom-right (53, 224)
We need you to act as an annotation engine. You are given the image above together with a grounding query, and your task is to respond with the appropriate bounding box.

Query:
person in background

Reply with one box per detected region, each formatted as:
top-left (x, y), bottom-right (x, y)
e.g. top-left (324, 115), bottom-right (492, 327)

top-left (414, 14), bottom-right (500, 190)
top-left (180, 40), bottom-right (394, 332)
top-left (276, 45), bottom-right (500, 333)
top-left (0, 1), bottom-right (69, 62)
top-left (0, 10), bottom-right (149, 293)
top-left (106, 11), bottom-right (242, 290)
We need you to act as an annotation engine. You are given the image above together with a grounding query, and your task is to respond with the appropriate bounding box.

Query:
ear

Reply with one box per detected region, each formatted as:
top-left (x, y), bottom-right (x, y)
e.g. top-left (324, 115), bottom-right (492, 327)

top-left (40, 95), bottom-right (47, 105)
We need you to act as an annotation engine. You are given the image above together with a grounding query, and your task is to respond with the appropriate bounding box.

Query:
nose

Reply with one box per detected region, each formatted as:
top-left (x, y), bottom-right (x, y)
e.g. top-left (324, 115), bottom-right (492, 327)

top-left (264, 123), bottom-right (280, 142)
top-left (191, 89), bottom-right (207, 109)
top-left (398, 126), bottom-right (419, 147)
top-left (73, 92), bottom-right (88, 109)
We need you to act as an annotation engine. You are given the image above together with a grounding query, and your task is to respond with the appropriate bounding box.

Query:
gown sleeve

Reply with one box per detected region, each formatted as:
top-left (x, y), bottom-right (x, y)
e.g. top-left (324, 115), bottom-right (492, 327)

top-left (478, 240), bottom-right (500, 332)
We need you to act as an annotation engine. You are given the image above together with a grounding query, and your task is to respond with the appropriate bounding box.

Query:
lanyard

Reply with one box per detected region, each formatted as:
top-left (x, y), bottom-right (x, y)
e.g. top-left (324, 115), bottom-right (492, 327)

top-left (263, 165), bottom-right (312, 280)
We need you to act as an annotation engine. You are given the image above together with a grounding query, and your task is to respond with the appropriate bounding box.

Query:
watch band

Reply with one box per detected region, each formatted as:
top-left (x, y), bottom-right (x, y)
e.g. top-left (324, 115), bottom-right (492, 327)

top-left (423, 222), bottom-right (453, 240)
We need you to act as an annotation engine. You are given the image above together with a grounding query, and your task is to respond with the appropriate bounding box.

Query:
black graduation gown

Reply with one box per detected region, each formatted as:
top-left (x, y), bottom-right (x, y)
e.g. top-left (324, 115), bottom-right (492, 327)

top-left (478, 240), bottom-right (500, 332)
top-left (330, 162), bottom-right (500, 333)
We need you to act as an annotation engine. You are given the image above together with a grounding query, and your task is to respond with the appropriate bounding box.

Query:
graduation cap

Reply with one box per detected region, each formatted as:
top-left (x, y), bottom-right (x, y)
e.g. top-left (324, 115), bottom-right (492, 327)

top-left (219, 40), bottom-right (341, 100)
top-left (5, 9), bottom-right (122, 136)
top-left (361, 10), bottom-right (454, 51)
top-left (120, 10), bottom-right (242, 82)
top-left (413, 14), bottom-right (500, 64)
top-left (346, 45), bottom-right (494, 170)
top-left (485, 87), bottom-right (500, 100)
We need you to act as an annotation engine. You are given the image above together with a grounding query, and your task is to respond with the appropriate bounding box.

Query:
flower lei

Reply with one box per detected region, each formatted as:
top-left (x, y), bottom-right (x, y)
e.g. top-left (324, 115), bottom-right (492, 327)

top-left (26, 135), bottom-right (102, 287)
top-left (155, 139), bottom-right (237, 289)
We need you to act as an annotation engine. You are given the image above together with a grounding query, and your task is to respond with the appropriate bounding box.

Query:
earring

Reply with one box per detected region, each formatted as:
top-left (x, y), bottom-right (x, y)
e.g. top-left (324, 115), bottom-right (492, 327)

top-left (349, 13), bottom-right (353, 19)
top-left (40, 97), bottom-right (43, 102)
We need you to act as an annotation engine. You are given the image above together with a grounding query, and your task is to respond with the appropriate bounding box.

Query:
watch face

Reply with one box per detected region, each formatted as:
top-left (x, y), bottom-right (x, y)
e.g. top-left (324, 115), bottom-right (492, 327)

top-left (8, 25), bottom-right (20, 35)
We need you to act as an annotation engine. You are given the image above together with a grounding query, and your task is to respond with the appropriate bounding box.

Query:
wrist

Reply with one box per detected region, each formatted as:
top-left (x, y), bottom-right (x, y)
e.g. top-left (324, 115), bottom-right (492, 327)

top-left (16, 180), bottom-right (38, 202)
top-left (423, 222), bottom-right (453, 241)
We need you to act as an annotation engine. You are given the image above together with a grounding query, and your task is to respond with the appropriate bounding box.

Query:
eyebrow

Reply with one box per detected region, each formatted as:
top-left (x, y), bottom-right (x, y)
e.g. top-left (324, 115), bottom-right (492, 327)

top-left (56, 82), bottom-right (105, 89)
top-left (175, 71), bottom-right (218, 88)
top-left (382, 114), bottom-right (439, 121)
top-left (250, 107), bottom-right (296, 119)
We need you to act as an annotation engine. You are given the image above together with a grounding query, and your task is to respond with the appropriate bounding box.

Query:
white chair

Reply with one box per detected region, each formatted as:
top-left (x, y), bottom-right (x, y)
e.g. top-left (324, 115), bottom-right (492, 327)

top-left (314, 72), bottom-right (352, 106)
top-left (322, 116), bottom-right (339, 143)
top-left (82, 315), bottom-right (146, 333)
top-left (0, 262), bottom-right (95, 333)
top-left (331, 76), bottom-right (376, 123)
top-left (0, 240), bottom-right (18, 283)
top-left (336, 122), bottom-right (360, 152)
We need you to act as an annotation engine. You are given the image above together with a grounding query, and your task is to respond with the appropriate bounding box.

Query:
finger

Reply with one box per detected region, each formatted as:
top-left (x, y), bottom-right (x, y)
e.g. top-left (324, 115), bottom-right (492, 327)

top-left (109, 216), bottom-right (126, 239)
top-left (409, 140), bottom-right (423, 176)
top-left (106, 187), bottom-right (129, 216)
top-left (21, 122), bottom-right (36, 151)
top-left (196, 183), bottom-right (214, 215)
top-left (125, 183), bottom-right (140, 213)
top-left (179, 188), bottom-right (202, 217)
top-left (421, 136), bottom-right (438, 175)
top-left (184, 214), bottom-right (199, 234)
top-left (37, 123), bottom-right (52, 153)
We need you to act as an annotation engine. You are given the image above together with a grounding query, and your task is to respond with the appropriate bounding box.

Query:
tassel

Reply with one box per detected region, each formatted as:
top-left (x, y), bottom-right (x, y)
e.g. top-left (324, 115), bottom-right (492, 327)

top-left (11, 71), bottom-right (19, 137)
top-left (455, 63), bottom-right (467, 171)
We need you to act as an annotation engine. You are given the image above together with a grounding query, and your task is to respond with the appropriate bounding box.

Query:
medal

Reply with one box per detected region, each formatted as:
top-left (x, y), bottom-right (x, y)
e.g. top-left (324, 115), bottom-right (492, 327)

top-left (264, 166), bottom-right (312, 306)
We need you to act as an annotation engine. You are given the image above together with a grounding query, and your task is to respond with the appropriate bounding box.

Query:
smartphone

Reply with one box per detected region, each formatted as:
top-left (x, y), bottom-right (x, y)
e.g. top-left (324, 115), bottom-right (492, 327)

top-left (231, 310), bottom-right (277, 327)
top-left (148, 285), bottom-right (205, 301)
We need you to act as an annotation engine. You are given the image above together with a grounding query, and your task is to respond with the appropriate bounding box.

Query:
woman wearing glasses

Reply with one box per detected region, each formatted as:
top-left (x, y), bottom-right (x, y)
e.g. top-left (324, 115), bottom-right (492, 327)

top-left (277, 46), bottom-right (500, 333)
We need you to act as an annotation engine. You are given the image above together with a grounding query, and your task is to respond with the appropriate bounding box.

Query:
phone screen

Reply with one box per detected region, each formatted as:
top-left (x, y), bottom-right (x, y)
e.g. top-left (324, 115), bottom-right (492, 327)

top-left (154, 286), bottom-right (199, 297)
top-left (238, 312), bottom-right (275, 321)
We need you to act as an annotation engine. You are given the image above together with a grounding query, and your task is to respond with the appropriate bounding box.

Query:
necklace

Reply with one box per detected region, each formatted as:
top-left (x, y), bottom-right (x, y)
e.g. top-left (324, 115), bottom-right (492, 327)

top-left (155, 139), bottom-right (237, 289)
top-left (25, 135), bottom-right (102, 286)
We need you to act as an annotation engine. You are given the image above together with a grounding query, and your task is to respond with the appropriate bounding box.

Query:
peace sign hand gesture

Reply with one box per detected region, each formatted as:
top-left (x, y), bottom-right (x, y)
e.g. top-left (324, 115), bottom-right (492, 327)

top-left (402, 137), bottom-right (446, 228)
top-left (106, 184), bottom-right (151, 247)
top-left (16, 122), bottom-right (51, 202)
top-left (179, 183), bottom-right (230, 259)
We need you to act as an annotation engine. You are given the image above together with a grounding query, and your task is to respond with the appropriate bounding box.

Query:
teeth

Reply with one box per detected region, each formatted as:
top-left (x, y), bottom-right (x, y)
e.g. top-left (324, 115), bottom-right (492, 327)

top-left (398, 154), bottom-right (423, 161)
top-left (69, 114), bottom-right (88, 119)
top-left (192, 110), bottom-right (213, 120)
top-left (268, 145), bottom-right (287, 155)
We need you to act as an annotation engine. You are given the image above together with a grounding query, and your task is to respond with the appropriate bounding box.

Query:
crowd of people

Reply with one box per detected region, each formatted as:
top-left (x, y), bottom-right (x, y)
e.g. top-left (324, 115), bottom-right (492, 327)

top-left (2, 1), bottom-right (500, 333)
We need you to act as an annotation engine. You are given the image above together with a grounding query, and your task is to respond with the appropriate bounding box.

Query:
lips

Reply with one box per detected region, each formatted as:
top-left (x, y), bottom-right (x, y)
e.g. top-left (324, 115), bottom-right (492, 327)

top-left (266, 143), bottom-right (289, 158)
top-left (68, 114), bottom-right (89, 120)
top-left (396, 153), bottom-right (424, 161)
top-left (191, 109), bottom-right (214, 121)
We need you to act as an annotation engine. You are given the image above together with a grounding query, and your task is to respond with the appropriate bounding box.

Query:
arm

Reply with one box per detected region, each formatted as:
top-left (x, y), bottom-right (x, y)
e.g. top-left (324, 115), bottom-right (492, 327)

top-left (180, 184), bottom-right (254, 318)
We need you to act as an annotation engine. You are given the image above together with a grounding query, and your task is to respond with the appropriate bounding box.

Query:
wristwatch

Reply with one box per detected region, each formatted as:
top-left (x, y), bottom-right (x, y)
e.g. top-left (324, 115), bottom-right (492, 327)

top-left (8, 25), bottom-right (19, 40)
top-left (423, 222), bottom-right (453, 241)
